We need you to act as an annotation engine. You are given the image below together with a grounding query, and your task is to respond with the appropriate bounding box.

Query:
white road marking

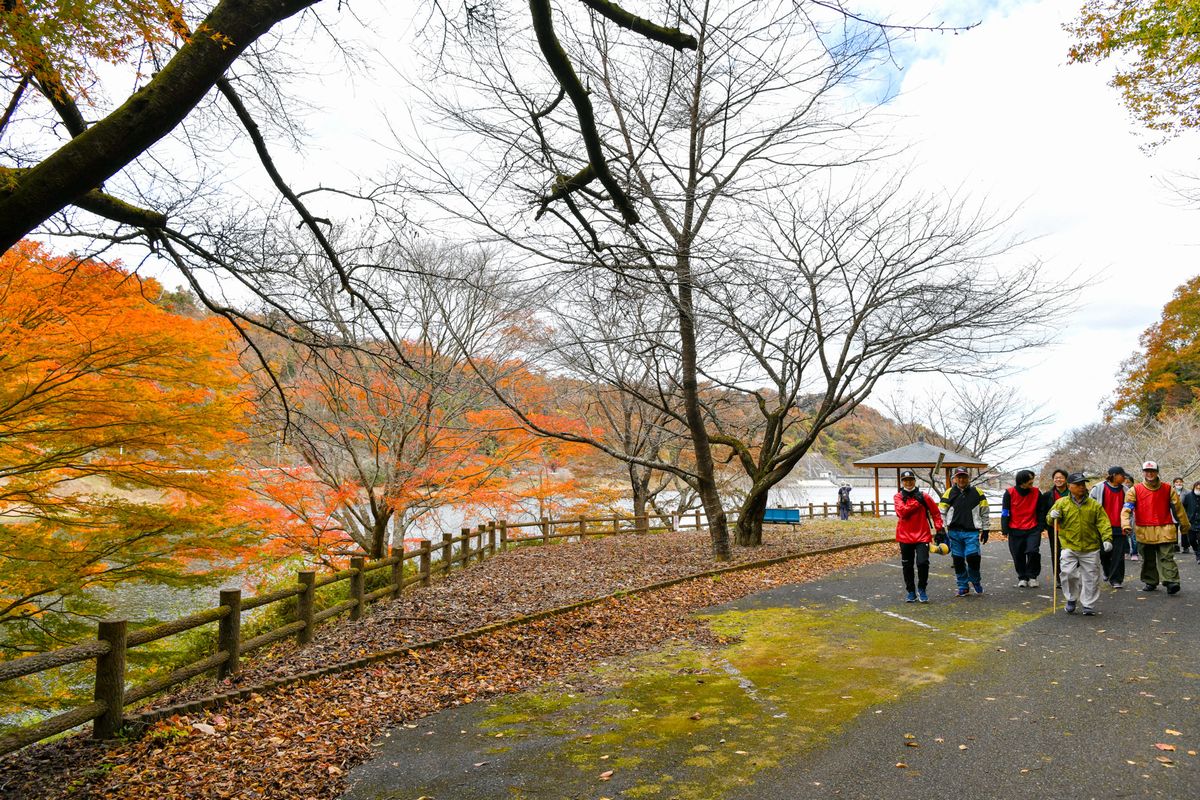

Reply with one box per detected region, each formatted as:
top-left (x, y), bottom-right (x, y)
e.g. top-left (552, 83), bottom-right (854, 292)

top-left (880, 610), bottom-right (937, 630)
top-left (836, 595), bottom-right (859, 603)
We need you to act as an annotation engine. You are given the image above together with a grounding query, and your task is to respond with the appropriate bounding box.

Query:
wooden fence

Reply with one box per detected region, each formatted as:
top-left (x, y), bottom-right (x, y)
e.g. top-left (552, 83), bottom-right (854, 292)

top-left (0, 501), bottom-right (889, 756)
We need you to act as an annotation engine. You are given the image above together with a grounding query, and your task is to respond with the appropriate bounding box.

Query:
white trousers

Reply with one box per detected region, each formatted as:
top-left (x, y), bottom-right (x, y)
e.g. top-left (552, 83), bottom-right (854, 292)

top-left (1060, 548), bottom-right (1102, 608)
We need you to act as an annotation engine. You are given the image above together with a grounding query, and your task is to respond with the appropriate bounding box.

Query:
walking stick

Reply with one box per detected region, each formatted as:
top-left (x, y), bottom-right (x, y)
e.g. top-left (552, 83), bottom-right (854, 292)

top-left (1052, 520), bottom-right (1059, 613)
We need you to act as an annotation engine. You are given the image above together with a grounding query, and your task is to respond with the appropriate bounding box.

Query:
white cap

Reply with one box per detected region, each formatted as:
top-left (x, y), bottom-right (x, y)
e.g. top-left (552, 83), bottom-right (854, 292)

top-left (1142, 460), bottom-right (1159, 471)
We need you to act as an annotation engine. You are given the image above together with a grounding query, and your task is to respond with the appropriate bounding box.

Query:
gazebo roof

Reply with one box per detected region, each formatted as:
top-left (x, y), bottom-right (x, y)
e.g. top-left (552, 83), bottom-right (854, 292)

top-left (852, 438), bottom-right (987, 469)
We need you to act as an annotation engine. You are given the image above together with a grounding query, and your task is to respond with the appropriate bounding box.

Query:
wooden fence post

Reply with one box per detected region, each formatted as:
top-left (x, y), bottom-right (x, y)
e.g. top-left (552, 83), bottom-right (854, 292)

top-left (499, 520), bottom-right (508, 551)
top-left (859, 501), bottom-right (866, 515)
top-left (297, 570), bottom-right (315, 645)
top-left (349, 556), bottom-right (365, 621)
top-left (822, 502), bottom-right (829, 518)
top-left (460, 527), bottom-right (471, 567)
top-left (694, 508), bottom-right (702, 529)
top-left (419, 540), bottom-right (432, 586)
top-left (488, 521), bottom-right (497, 555)
top-left (217, 589), bottom-right (241, 680)
top-left (808, 502), bottom-right (815, 518)
top-left (577, 515), bottom-right (586, 539)
top-left (612, 516), bottom-right (619, 534)
top-left (441, 533), bottom-right (453, 574)
top-left (93, 619), bottom-right (127, 739)
top-left (540, 516), bottom-right (550, 544)
top-left (390, 546), bottom-right (403, 598)
top-left (476, 523), bottom-right (487, 563)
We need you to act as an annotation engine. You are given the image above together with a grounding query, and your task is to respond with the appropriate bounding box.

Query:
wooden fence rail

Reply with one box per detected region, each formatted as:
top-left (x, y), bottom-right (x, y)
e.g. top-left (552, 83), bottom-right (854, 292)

top-left (0, 500), bottom-right (888, 756)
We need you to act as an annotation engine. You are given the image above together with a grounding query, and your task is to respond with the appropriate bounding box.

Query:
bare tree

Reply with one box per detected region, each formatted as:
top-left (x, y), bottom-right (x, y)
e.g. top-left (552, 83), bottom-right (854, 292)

top-left (882, 383), bottom-right (1055, 493)
top-left (1046, 407), bottom-right (1200, 483)
top-left (401, 1), bottom-right (1046, 556)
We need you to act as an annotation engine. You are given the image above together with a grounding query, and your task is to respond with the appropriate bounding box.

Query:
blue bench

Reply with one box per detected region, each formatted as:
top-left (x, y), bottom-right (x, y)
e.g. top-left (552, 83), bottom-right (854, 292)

top-left (763, 507), bottom-right (802, 525)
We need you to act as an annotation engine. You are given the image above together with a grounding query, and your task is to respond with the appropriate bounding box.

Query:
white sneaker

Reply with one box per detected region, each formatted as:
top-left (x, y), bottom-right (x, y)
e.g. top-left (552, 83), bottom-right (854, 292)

top-left (1016, 579), bottom-right (1028, 588)
top-left (1028, 578), bottom-right (1039, 588)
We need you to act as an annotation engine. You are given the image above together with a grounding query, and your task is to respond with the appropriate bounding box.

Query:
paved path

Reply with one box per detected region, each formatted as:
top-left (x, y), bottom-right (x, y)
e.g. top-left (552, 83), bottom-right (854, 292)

top-left (342, 543), bottom-right (1200, 799)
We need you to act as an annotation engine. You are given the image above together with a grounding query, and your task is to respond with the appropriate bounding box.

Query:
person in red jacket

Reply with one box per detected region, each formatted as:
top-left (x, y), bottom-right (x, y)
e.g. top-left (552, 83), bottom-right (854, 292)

top-left (894, 469), bottom-right (946, 604)
top-left (1002, 469), bottom-right (1045, 588)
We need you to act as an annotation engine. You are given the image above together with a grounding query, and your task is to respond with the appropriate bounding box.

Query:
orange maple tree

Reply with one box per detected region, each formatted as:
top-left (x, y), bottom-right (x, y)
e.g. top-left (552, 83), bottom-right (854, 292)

top-left (0, 241), bottom-right (255, 655)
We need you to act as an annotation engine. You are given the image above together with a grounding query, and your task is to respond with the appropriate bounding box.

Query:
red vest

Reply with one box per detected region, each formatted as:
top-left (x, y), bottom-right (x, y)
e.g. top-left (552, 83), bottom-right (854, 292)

top-left (1007, 486), bottom-right (1040, 530)
top-left (1134, 482), bottom-right (1174, 526)
top-left (1100, 483), bottom-right (1124, 527)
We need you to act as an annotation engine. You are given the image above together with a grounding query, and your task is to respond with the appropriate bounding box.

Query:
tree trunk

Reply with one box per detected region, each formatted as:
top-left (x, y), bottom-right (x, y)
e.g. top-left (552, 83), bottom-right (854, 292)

top-left (675, 252), bottom-right (730, 561)
top-left (369, 509), bottom-right (394, 560)
top-left (735, 485), bottom-right (771, 546)
top-left (630, 463), bottom-right (651, 533)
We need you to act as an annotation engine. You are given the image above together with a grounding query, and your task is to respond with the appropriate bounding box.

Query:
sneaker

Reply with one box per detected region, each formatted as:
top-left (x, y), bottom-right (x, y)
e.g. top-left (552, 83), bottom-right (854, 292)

top-left (906, 591), bottom-right (917, 603)
top-left (1082, 606), bottom-right (1098, 616)
top-left (917, 589), bottom-right (929, 603)
top-left (1016, 579), bottom-right (1028, 588)
top-left (972, 581), bottom-right (984, 595)
top-left (1131, 554), bottom-right (1140, 562)
top-left (1111, 582), bottom-right (1123, 590)
top-left (1166, 583), bottom-right (1181, 595)
top-left (1142, 583), bottom-right (1158, 592)
top-left (956, 587), bottom-right (969, 597)
top-left (1028, 578), bottom-right (1039, 588)
top-left (1065, 600), bottom-right (1077, 614)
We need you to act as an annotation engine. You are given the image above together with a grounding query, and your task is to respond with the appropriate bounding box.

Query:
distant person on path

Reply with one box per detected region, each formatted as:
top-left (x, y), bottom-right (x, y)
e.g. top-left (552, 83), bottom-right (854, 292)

top-left (1047, 472), bottom-right (1112, 615)
top-left (1001, 469), bottom-right (1045, 588)
top-left (1090, 465), bottom-right (1131, 588)
top-left (1174, 477), bottom-right (1191, 554)
top-left (893, 470), bottom-right (945, 603)
top-left (837, 483), bottom-right (853, 521)
top-left (1042, 468), bottom-right (1071, 585)
top-left (1122, 461), bottom-right (1189, 595)
top-left (939, 468), bottom-right (991, 597)
top-left (1183, 481), bottom-right (1200, 563)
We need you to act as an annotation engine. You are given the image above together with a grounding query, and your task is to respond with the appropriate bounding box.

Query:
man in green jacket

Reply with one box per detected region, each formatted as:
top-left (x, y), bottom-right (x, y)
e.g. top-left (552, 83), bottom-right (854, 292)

top-left (1048, 472), bottom-right (1113, 615)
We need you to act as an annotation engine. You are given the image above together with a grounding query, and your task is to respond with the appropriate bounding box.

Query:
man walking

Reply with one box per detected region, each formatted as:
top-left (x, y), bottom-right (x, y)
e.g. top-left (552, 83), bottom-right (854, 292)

top-left (1048, 472), bottom-right (1112, 615)
top-left (1173, 477), bottom-right (1189, 553)
top-left (1090, 465), bottom-right (1130, 588)
top-left (939, 468), bottom-right (991, 596)
top-left (894, 470), bottom-right (945, 603)
top-left (1122, 461), bottom-right (1189, 595)
top-left (1001, 469), bottom-right (1044, 588)
top-left (1183, 481), bottom-right (1200, 563)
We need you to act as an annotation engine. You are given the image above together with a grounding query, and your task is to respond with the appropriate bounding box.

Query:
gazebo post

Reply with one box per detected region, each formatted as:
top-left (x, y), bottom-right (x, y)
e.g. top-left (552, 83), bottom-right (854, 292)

top-left (874, 467), bottom-right (880, 517)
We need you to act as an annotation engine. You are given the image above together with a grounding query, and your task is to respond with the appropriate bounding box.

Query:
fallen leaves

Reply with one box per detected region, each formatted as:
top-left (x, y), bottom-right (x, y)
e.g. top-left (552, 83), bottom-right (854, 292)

top-left (0, 540), bottom-right (892, 800)
top-left (1155, 743), bottom-right (1177, 752)
top-left (598, 770), bottom-right (614, 781)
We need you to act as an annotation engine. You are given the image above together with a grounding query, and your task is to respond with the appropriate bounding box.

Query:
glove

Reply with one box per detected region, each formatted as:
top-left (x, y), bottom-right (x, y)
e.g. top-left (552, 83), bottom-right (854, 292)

top-left (1123, 527), bottom-right (1132, 534)
top-left (1049, 509), bottom-right (1061, 519)
top-left (980, 530), bottom-right (989, 545)
top-left (934, 529), bottom-right (947, 545)
top-left (1103, 540), bottom-right (1113, 552)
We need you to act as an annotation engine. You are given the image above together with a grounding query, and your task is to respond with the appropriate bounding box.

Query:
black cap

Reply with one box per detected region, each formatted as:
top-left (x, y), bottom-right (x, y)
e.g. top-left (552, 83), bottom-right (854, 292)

top-left (1068, 471), bottom-right (1088, 485)
top-left (1106, 466), bottom-right (1126, 478)
top-left (953, 467), bottom-right (970, 478)
top-left (900, 469), bottom-right (916, 480)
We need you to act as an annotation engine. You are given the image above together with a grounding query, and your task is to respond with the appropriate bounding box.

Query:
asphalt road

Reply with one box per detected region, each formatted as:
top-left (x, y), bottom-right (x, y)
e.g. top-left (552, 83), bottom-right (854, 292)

top-left (341, 542), bottom-right (1200, 800)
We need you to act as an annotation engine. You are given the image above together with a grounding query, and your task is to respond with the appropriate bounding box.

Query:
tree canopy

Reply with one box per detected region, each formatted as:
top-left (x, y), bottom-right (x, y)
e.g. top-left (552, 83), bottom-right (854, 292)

top-left (1115, 273), bottom-right (1200, 416)
top-left (1067, 0), bottom-right (1200, 139)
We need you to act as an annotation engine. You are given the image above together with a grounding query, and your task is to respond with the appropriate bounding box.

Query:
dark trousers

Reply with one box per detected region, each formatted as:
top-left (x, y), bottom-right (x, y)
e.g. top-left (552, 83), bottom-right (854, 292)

top-left (1007, 529), bottom-right (1042, 580)
top-left (1189, 527), bottom-right (1200, 557)
top-left (1141, 541), bottom-right (1181, 586)
top-left (899, 542), bottom-right (930, 593)
top-left (1100, 527), bottom-right (1128, 584)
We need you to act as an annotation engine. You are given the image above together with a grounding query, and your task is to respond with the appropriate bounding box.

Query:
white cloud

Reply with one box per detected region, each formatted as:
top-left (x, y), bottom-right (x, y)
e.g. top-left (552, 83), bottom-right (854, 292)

top-left (861, 0), bottom-right (1199, 453)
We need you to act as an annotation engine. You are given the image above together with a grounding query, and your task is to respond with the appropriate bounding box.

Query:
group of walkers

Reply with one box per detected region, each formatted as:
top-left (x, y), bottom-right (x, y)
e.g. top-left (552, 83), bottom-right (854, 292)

top-left (892, 462), bottom-right (1197, 615)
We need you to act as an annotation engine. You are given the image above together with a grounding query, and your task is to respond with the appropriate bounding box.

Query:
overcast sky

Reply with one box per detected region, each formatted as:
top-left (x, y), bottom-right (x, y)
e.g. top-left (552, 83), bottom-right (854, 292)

top-left (125, 0), bottom-right (1197, 465)
top-left (853, 0), bottom-right (1199, 458)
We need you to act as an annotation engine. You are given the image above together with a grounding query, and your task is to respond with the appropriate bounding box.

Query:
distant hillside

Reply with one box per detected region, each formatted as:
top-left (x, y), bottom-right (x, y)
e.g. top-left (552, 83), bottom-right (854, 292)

top-left (804, 403), bottom-right (915, 475)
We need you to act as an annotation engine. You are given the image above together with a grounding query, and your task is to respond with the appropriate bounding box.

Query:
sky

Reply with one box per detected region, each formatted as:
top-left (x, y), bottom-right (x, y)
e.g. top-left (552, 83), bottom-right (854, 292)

top-left (89, 0), bottom-right (1196, 466)
top-left (850, 0), bottom-right (1199, 457)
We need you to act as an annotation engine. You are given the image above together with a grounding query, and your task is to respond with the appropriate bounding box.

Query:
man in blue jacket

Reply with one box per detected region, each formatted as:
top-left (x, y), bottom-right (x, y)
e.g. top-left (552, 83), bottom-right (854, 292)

top-left (939, 468), bottom-right (991, 596)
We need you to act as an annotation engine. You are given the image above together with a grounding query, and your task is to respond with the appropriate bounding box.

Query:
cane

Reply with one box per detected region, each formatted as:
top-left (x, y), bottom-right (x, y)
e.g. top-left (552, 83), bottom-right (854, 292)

top-left (1052, 520), bottom-right (1059, 614)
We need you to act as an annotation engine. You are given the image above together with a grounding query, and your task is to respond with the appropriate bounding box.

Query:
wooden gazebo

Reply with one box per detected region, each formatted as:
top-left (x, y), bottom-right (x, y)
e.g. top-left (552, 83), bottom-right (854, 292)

top-left (852, 435), bottom-right (988, 516)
